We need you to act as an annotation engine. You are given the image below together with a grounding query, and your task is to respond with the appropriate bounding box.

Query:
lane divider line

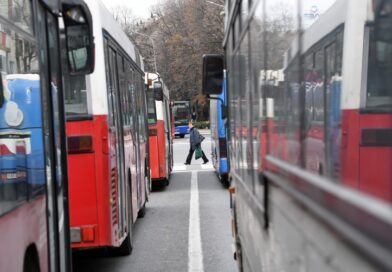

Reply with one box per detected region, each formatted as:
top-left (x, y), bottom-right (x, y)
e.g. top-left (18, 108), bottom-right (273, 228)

top-left (188, 171), bottom-right (204, 272)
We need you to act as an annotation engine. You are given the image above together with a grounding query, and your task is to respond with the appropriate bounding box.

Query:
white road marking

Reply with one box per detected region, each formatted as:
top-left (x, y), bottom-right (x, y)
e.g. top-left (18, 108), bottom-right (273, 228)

top-left (174, 141), bottom-right (211, 145)
top-left (188, 171), bottom-right (204, 272)
top-left (201, 164), bottom-right (214, 170)
top-left (173, 165), bottom-right (187, 171)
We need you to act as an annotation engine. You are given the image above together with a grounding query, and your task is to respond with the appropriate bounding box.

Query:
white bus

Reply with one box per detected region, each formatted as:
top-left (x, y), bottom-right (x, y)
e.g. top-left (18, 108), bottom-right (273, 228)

top-left (203, 0), bottom-right (392, 271)
top-left (65, 0), bottom-right (149, 254)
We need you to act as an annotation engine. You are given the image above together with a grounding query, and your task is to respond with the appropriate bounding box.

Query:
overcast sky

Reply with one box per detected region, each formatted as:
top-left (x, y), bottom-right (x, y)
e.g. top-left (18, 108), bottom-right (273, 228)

top-left (102, 0), bottom-right (159, 19)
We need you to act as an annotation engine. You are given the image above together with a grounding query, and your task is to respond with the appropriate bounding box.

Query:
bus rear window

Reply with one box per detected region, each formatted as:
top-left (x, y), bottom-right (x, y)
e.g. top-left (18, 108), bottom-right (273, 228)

top-left (65, 75), bottom-right (89, 118)
top-left (366, 8), bottom-right (392, 110)
top-left (147, 91), bottom-right (156, 124)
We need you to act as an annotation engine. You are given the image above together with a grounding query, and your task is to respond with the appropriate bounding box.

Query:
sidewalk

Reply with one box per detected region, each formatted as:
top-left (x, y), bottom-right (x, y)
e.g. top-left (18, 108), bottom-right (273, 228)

top-left (199, 129), bottom-right (211, 136)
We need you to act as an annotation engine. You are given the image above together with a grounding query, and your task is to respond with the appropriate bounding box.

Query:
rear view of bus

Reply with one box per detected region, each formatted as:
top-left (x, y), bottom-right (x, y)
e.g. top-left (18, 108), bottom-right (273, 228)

top-left (173, 101), bottom-right (191, 137)
top-left (146, 72), bottom-right (173, 186)
top-left (66, 0), bottom-right (148, 254)
top-left (210, 70), bottom-right (230, 186)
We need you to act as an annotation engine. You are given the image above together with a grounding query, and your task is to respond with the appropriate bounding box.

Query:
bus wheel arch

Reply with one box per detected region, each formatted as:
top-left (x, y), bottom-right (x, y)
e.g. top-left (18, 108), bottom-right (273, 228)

top-left (23, 244), bottom-right (40, 272)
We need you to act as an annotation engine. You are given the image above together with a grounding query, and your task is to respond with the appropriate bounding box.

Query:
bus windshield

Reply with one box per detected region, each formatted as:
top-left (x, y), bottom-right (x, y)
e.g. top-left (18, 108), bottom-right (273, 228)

top-left (65, 75), bottom-right (89, 117)
top-left (174, 107), bottom-right (189, 125)
top-left (147, 90), bottom-right (157, 124)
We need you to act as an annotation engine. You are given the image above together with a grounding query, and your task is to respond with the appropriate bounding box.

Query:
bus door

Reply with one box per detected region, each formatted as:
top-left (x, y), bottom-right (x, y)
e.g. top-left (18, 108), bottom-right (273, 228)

top-left (106, 44), bottom-right (127, 238)
top-left (129, 69), bottom-right (141, 217)
top-left (134, 73), bottom-right (143, 211)
top-left (164, 99), bottom-right (173, 172)
top-left (35, 0), bottom-right (94, 270)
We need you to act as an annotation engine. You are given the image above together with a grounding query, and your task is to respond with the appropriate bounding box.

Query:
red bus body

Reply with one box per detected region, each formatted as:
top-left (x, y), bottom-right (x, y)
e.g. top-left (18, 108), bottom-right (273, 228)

top-left (146, 73), bottom-right (174, 184)
top-left (67, 0), bottom-right (149, 252)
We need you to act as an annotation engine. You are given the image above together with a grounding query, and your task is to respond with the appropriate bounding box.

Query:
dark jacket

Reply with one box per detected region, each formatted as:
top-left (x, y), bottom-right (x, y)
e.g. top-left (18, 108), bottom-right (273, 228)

top-left (189, 127), bottom-right (204, 150)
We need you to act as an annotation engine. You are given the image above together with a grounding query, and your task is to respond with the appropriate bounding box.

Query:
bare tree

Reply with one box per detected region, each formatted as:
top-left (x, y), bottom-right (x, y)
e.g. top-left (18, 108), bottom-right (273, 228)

top-left (112, 0), bottom-right (225, 120)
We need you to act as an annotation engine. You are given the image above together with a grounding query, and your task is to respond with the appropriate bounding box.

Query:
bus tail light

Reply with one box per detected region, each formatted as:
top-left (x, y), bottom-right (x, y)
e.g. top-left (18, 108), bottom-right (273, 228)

top-left (70, 226), bottom-right (95, 243)
top-left (81, 226), bottom-right (95, 242)
top-left (219, 137), bottom-right (227, 158)
top-left (67, 135), bottom-right (93, 154)
top-left (149, 128), bottom-right (157, 136)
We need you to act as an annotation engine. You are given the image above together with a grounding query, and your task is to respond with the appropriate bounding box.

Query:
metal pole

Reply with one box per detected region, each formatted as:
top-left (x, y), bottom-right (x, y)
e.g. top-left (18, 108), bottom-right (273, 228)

top-left (205, 0), bottom-right (224, 8)
top-left (131, 31), bottom-right (157, 73)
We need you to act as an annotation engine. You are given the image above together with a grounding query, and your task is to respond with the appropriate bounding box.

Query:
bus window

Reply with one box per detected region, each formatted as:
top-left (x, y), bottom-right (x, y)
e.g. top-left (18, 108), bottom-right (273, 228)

top-left (147, 90), bottom-right (157, 124)
top-left (0, 22), bottom-right (39, 216)
top-left (366, 13), bottom-right (392, 110)
top-left (64, 75), bottom-right (89, 117)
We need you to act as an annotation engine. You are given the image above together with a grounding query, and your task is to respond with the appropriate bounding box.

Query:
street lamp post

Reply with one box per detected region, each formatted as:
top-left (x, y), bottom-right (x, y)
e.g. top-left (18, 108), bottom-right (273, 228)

top-left (131, 31), bottom-right (157, 73)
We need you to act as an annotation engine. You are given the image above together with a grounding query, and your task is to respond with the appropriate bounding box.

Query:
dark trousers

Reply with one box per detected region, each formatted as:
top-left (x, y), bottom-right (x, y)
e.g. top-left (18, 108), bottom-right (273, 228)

top-left (186, 146), bottom-right (208, 164)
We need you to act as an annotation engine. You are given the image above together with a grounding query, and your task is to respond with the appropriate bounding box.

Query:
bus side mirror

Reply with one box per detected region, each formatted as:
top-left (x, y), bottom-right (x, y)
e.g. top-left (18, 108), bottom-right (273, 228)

top-left (154, 81), bottom-right (163, 101)
top-left (202, 54), bottom-right (224, 95)
top-left (63, 2), bottom-right (95, 75)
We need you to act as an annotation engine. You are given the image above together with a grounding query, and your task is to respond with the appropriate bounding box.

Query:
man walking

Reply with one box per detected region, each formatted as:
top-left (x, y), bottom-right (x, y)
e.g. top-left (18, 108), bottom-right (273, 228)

top-left (184, 122), bottom-right (209, 165)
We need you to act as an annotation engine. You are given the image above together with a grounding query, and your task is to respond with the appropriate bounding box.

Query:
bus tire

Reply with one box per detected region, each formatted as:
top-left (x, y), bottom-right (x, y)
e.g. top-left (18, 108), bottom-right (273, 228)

top-left (117, 232), bottom-right (133, 256)
top-left (180, 134), bottom-right (185, 138)
top-left (116, 177), bottom-right (133, 256)
top-left (23, 245), bottom-right (40, 272)
top-left (221, 175), bottom-right (230, 188)
top-left (138, 203), bottom-right (146, 218)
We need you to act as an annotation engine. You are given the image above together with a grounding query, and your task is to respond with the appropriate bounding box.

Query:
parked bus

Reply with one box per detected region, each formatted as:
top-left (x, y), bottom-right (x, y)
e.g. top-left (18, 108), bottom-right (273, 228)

top-left (0, 0), bottom-right (94, 271)
top-left (65, 0), bottom-right (149, 255)
top-left (210, 70), bottom-right (230, 186)
top-left (202, 0), bottom-right (392, 271)
top-left (173, 101), bottom-right (191, 137)
top-left (146, 72), bottom-right (173, 186)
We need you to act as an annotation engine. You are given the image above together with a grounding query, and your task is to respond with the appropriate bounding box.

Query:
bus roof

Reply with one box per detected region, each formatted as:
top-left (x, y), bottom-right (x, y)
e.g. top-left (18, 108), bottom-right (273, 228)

top-left (85, 0), bottom-right (142, 70)
top-left (284, 0), bottom-right (372, 70)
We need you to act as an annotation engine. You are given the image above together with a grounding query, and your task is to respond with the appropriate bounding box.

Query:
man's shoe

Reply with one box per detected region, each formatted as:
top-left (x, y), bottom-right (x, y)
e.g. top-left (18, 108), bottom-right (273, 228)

top-left (184, 162), bottom-right (190, 165)
top-left (203, 160), bottom-right (209, 165)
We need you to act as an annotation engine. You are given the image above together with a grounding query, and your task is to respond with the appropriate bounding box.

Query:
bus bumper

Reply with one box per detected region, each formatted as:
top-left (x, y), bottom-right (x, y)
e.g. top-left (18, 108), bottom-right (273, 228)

top-left (175, 125), bottom-right (189, 135)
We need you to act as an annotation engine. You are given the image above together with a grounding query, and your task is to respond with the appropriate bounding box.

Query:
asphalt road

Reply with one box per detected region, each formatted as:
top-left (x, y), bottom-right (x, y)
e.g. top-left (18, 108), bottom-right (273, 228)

top-left (73, 131), bottom-right (237, 272)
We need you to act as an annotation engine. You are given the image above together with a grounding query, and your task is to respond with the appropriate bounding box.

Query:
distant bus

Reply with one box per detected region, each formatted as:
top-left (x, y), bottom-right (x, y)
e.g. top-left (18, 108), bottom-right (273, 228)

top-left (173, 101), bottom-right (191, 137)
top-left (146, 72), bottom-right (173, 186)
top-left (0, 0), bottom-right (94, 271)
top-left (210, 70), bottom-right (230, 186)
top-left (66, 0), bottom-right (148, 255)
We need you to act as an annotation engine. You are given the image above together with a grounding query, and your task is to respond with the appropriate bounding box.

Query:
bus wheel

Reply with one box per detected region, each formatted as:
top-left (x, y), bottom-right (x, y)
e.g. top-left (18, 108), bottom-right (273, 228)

top-left (138, 204), bottom-right (146, 218)
top-left (23, 246), bottom-right (40, 272)
top-left (117, 232), bottom-right (133, 256)
top-left (165, 178), bottom-right (170, 186)
top-left (116, 182), bottom-right (133, 256)
top-left (180, 134), bottom-right (185, 138)
top-left (221, 175), bottom-right (230, 188)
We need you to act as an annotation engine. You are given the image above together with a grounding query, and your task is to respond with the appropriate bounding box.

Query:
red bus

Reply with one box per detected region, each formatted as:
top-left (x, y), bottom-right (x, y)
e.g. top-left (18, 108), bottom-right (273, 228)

top-left (0, 0), bottom-right (94, 271)
top-left (146, 72), bottom-right (173, 186)
top-left (66, 0), bottom-right (149, 255)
